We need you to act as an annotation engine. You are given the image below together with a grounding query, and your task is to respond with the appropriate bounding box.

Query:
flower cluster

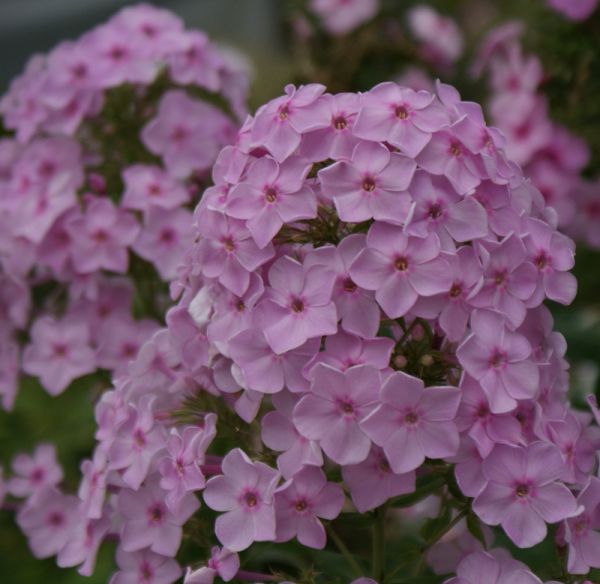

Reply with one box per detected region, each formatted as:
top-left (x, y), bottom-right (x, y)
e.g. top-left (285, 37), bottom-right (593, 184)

top-left (5, 80), bottom-right (598, 584)
top-left (473, 25), bottom-right (600, 252)
top-left (0, 4), bottom-right (247, 408)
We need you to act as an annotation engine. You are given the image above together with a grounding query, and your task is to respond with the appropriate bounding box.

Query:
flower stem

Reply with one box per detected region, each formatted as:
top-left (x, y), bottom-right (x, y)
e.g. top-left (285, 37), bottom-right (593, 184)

top-left (372, 504), bottom-right (386, 582)
top-left (412, 508), bottom-right (468, 576)
top-left (326, 523), bottom-right (363, 578)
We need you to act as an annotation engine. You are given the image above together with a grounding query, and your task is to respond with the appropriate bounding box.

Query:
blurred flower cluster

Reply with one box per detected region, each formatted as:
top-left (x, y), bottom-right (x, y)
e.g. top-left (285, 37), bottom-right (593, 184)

top-left (0, 4), bottom-right (248, 408)
top-left (3, 78), bottom-right (597, 584)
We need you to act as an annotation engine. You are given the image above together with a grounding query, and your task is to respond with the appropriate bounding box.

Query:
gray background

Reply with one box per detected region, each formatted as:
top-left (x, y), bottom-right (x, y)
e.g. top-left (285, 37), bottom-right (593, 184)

top-left (0, 0), bottom-right (288, 95)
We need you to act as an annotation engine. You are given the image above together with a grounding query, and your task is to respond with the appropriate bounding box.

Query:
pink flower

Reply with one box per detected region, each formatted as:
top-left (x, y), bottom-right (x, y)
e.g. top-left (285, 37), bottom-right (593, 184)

top-left (354, 82), bottom-right (450, 157)
top-left (404, 171), bottom-right (488, 246)
top-left (226, 155), bottom-right (317, 248)
top-left (195, 210), bottom-right (274, 297)
top-left (229, 331), bottom-right (318, 394)
top-left (470, 234), bottom-right (538, 328)
top-left (67, 198), bottom-right (140, 274)
top-left (416, 121), bottom-right (485, 195)
top-left (142, 90), bottom-right (234, 178)
top-left (293, 364), bottom-right (380, 465)
top-left (300, 93), bottom-right (362, 161)
top-left (349, 222), bottom-right (451, 318)
top-left (22, 316), bottom-right (96, 395)
top-left (16, 488), bottom-right (79, 558)
top-left (110, 548), bottom-right (181, 584)
top-left (342, 446), bottom-right (415, 512)
top-left (318, 141), bottom-right (416, 223)
top-left (122, 164), bottom-right (190, 212)
top-left (310, 0), bottom-right (380, 35)
top-left (524, 217), bottom-right (577, 306)
top-left (57, 515), bottom-right (110, 576)
top-left (203, 449), bottom-right (280, 552)
top-left (408, 6), bottom-right (464, 65)
top-left (457, 310), bottom-right (539, 414)
top-left (562, 477), bottom-right (600, 574)
top-left (361, 371), bottom-right (461, 473)
top-left (305, 235), bottom-right (381, 338)
top-left (184, 547), bottom-right (239, 583)
top-left (8, 443), bottom-right (63, 498)
top-left (108, 397), bottom-right (166, 490)
top-left (133, 207), bottom-right (194, 280)
top-left (258, 256), bottom-right (337, 354)
top-left (119, 477), bottom-right (200, 557)
top-left (473, 442), bottom-right (579, 548)
top-left (261, 391), bottom-right (323, 478)
top-left (158, 415), bottom-right (217, 512)
top-left (275, 466), bottom-right (344, 549)
top-left (251, 84), bottom-right (329, 162)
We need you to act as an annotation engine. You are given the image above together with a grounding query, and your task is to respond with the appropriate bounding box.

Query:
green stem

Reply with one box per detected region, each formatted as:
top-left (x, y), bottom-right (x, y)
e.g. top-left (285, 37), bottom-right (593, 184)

top-left (412, 508), bottom-right (468, 576)
top-left (326, 524), bottom-right (363, 578)
top-left (372, 505), bottom-right (386, 582)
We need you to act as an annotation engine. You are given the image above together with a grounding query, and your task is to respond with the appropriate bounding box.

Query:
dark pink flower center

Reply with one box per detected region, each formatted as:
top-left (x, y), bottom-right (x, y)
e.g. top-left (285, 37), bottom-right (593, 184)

top-left (109, 46), bottom-right (127, 61)
top-left (93, 229), bottom-right (109, 243)
top-left (235, 300), bottom-right (245, 312)
top-left (476, 404), bottom-right (490, 419)
top-left (264, 187), bottom-right (278, 203)
top-left (449, 142), bottom-right (462, 157)
top-left (243, 491), bottom-right (259, 508)
top-left (148, 502), bottom-right (165, 523)
top-left (333, 115), bottom-right (348, 130)
top-left (160, 229), bottom-right (175, 244)
top-left (362, 176), bottom-right (376, 192)
top-left (291, 298), bottom-right (305, 313)
top-left (295, 498), bottom-right (309, 513)
top-left (71, 63), bottom-right (88, 79)
top-left (30, 467), bottom-right (46, 483)
top-left (53, 343), bottom-right (68, 357)
top-left (395, 105), bottom-right (409, 120)
top-left (534, 251), bottom-right (551, 270)
top-left (140, 560), bottom-right (154, 582)
top-left (493, 270), bottom-right (507, 286)
top-left (428, 203), bottom-right (444, 219)
top-left (489, 349), bottom-right (507, 369)
top-left (222, 237), bottom-right (236, 252)
top-left (278, 104), bottom-right (290, 121)
top-left (141, 24), bottom-right (157, 37)
top-left (449, 283), bottom-right (463, 298)
top-left (48, 511), bottom-right (64, 527)
top-left (404, 411), bottom-right (419, 425)
top-left (574, 516), bottom-right (589, 535)
top-left (515, 483), bottom-right (529, 498)
top-left (148, 183), bottom-right (162, 197)
top-left (171, 126), bottom-right (188, 143)
top-left (338, 400), bottom-right (355, 416)
top-left (395, 257), bottom-right (409, 272)
top-left (133, 428), bottom-right (147, 448)
top-left (122, 342), bottom-right (138, 358)
top-left (342, 277), bottom-right (357, 293)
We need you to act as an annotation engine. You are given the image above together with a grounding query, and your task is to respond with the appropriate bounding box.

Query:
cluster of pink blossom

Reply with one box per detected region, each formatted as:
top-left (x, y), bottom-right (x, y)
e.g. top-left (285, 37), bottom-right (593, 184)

top-left (5, 80), bottom-right (598, 584)
top-left (473, 25), bottom-right (600, 251)
top-left (0, 4), bottom-right (248, 408)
